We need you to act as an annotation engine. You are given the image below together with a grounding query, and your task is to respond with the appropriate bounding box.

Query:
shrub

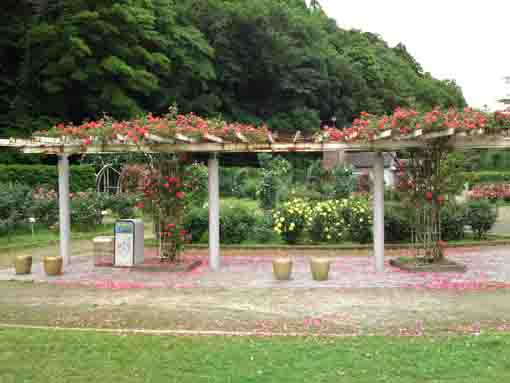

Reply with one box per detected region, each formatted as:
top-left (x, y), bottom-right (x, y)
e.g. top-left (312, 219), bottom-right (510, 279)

top-left (384, 204), bottom-right (412, 243)
top-left (0, 183), bottom-right (33, 234)
top-left (257, 155), bottom-right (292, 209)
top-left (184, 206), bottom-right (209, 243)
top-left (101, 193), bottom-right (140, 218)
top-left (71, 192), bottom-right (104, 231)
top-left (341, 197), bottom-right (373, 244)
top-left (220, 200), bottom-right (261, 244)
top-left (464, 200), bottom-right (497, 240)
top-left (329, 166), bottom-right (357, 200)
top-left (468, 184), bottom-right (510, 202)
top-left (239, 177), bottom-right (259, 200)
top-left (249, 214), bottom-right (279, 243)
top-left (0, 164), bottom-right (95, 192)
top-left (31, 187), bottom-right (59, 227)
top-left (465, 171), bottom-right (510, 185)
top-left (184, 163), bottom-right (208, 208)
top-left (258, 172), bottom-right (279, 210)
top-left (309, 200), bottom-right (346, 243)
top-left (440, 204), bottom-right (466, 241)
top-left (272, 198), bottom-right (313, 244)
top-left (279, 184), bottom-right (324, 203)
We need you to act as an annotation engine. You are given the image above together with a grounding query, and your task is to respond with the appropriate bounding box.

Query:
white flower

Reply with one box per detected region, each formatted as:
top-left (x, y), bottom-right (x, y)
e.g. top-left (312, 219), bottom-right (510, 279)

top-left (28, 217), bottom-right (36, 223)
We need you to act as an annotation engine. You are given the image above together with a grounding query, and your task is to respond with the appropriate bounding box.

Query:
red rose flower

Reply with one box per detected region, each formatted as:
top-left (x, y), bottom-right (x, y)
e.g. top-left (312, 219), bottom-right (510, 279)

top-left (437, 195), bottom-right (445, 204)
top-left (176, 191), bottom-right (185, 199)
top-left (425, 191), bottom-right (433, 201)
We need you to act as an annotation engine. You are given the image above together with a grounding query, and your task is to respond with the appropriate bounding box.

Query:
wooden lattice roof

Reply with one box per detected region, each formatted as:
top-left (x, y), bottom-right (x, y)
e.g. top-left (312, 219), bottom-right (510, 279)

top-left (2, 130), bottom-right (510, 155)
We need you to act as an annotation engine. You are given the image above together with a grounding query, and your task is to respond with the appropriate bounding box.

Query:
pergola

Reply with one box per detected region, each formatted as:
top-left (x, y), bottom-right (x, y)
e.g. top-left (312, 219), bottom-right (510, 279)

top-left (1, 129), bottom-right (509, 273)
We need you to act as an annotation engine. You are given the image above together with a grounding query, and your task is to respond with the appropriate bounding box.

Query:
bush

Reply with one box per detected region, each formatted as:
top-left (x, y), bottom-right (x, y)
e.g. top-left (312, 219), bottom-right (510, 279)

top-left (184, 163), bottom-right (208, 207)
top-left (341, 197), bottom-right (373, 244)
top-left (0, 165), bottom-right (96, 192)
top-left (249, 214), bottom-right (279, 243)
top-left (384, 204), bottom-right (412, 243)
top-left (71, 192), bottom-right (104, 231)
top-left (464, 200), bottom-right (497, 240)
top-left (465, 171), bottom-right (510, 185)
top-left (258, 172), bottom-right (279, 210)
top-left (441, 204), bottom-right (466, 241)
top-left (309, 200), bottom-right (346, 243)
top-left (220, 200), bottom-right (261, 244)
top-left (272, 198), bottom-right (313, 244)
top-left (31, 188), bottom-right (59, 227)
top-left (239, 177), bottom-right (259, 200)
top-left (184, 206), bottom-right (209, 243)
top-left (329, 166), bottom-right (357, 200)
top-left (468, 184), bottom-right (510, 202)
top-left (101, 193), bottom-right (140, 218)
top-left (0, 183), bottom-right (33, 234)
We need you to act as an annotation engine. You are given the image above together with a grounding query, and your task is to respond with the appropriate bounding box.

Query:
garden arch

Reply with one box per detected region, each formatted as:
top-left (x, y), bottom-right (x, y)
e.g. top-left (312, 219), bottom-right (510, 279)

top-left (1, 109), bottom-right (509, 272)
top-left (96, 164), bottom-right (121, 194)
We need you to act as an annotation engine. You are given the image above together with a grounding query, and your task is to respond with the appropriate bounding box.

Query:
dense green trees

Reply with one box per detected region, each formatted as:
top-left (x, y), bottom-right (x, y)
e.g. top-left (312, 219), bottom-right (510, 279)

top-left (0, 0), bottom-right (466, 138)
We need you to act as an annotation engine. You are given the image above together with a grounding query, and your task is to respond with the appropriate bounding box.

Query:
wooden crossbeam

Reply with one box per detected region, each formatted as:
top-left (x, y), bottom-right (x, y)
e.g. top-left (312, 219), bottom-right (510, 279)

top-left (398, 129), bottom-right (423, 140)
top-left (175, 133), bottom-right (196, 143)
top-left (8, 134), bottom-right (510, 154)
top-left (374, 130), bottom-right (392, 141)
top-left (420, 128), bottom-right (455, 140)
top-left (235, 131), bottom-right (248, 143)
top-left (144, 133), bottom-right (175, 144)
top-left (33, 136), bottom-right (62, 144)
top-left (203, 133), bottom-right (223, 144)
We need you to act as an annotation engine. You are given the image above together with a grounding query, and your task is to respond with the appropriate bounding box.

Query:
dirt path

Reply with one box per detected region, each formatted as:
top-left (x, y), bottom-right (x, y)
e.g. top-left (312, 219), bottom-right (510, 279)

top-left (2, 281), bottom-right (510, 335)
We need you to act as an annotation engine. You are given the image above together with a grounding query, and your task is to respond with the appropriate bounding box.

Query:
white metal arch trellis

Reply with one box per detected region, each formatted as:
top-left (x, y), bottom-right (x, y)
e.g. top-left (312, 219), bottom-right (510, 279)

top-left (96, 164), bottom-right (121, 194)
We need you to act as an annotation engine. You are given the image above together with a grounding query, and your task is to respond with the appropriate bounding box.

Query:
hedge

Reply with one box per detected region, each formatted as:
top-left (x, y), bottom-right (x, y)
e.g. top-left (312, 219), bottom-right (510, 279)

top-left (0, 164), bottom-right (96, 192)
top-left (464, 171), bottom-right (510, 186)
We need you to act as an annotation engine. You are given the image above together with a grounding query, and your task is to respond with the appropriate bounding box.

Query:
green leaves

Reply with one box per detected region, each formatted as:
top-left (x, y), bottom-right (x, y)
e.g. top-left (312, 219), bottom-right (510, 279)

top-left (1, 0), bottom-right (467, 139)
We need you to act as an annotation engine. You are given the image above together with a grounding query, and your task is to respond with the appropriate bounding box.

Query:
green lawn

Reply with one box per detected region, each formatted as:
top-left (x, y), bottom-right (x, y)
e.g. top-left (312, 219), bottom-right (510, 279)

top-left (1, 328), bottom-right (510, 382)
top-left (0, 224), bottom-right (115, 251)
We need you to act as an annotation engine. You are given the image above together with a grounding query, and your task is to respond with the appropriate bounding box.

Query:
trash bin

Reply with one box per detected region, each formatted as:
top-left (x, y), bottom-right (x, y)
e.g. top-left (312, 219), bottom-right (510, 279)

top-left (114, 219), bottom-right (144, 267)
top-left (93, 236), bottom-right (114, 267)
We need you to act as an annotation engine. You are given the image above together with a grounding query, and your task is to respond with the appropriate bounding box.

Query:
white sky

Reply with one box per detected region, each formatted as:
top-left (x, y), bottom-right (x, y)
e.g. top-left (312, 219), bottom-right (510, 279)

top-left (319, 0), bottom-right (509, 110)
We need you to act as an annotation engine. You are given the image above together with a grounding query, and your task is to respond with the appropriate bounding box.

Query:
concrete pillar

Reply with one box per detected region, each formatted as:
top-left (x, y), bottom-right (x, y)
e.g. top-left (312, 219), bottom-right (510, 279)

top-left (208, 154), bottom-right (220, 270)
top-left (58, 154), bottom-right (71, 266)
top-left (373, 152), bottom-right (385, 272)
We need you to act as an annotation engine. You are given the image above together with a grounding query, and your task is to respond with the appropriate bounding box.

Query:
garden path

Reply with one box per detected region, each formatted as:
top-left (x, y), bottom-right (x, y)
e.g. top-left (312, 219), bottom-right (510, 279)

top-left (1, 246), bottom-right (510, 335)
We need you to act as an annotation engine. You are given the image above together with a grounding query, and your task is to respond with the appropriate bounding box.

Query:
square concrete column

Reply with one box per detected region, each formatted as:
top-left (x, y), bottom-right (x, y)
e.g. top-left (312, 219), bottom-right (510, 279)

top-left (373, 152), bottom-right (385, 272)
top-left (208, 154), bottom-right (220, 270)
top-left (58, 154), bottom-right (71, 266)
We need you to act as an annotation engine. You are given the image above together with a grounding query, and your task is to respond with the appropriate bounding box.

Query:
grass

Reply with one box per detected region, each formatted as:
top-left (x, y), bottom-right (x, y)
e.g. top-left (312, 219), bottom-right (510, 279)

top-left (0, 224), bottom-right (115, 251)
top-left (1, 328), bottom-right (510, 382)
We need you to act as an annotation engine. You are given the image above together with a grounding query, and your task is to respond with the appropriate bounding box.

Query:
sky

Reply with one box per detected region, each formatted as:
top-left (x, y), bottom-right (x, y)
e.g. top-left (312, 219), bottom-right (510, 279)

top-left (319, 0), bottom-right (509, 110)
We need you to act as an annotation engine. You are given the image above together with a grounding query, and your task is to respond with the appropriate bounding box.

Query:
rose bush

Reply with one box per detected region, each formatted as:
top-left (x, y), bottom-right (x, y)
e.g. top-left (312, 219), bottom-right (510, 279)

top-left (273, 198), bottom-right (313, 244)
top-left (309, 200), bottom-right (346, 243)
top-left (468, 184), bottom-right (510, 202)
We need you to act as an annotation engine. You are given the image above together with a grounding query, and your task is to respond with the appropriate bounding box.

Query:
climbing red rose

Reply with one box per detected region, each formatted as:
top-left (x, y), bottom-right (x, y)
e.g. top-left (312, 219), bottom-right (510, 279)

top-left (425, 191), bottom-right (433, 201)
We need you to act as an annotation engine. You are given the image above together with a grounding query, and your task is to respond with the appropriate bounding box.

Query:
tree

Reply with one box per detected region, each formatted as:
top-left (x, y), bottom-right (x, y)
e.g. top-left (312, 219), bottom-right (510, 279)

top-left (499, 76), bottom-right (510, 106)
top-left (0, 0), bottom-right (468, 139)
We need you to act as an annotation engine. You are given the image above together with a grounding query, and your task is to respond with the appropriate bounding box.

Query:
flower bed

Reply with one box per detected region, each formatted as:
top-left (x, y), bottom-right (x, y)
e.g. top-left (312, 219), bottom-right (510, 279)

top-left (468, 184), bottom-right (510, 201)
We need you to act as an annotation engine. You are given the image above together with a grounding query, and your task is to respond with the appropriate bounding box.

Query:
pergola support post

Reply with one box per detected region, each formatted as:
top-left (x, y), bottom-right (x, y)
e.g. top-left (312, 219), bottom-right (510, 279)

top-left (58, 154), bottom-right (71, 266)
top-left (208, 154), bottom-right (220, 270)
top-left (373, 151), bottom-right (385, 272)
